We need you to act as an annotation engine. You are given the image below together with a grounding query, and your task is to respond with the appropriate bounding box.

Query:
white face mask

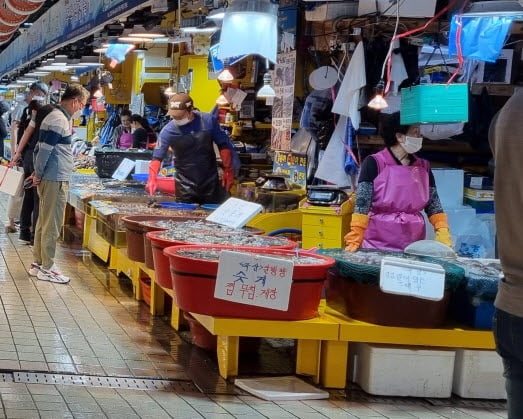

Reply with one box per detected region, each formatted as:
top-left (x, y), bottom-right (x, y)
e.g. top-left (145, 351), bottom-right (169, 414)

top-left (72, 109), bottom-right (82, 119)
top-left (33, 95), bottom-right (46, 102)
top-left (173, 117), bottom-right (190, 127)
top-left (401, 136), bottom-right (423, 154)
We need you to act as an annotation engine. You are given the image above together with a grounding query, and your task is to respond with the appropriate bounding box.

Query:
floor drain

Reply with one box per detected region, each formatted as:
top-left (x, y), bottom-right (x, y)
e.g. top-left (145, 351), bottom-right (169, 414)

top-left (13, 372), bottom-right (199, 392)
top-left (0, 373), bottom-right (13, 383)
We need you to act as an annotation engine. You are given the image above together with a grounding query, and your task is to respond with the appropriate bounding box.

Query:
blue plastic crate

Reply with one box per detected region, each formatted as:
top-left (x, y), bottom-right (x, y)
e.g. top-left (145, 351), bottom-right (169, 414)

top-left (400, 84), bottom-right (469, 125)
top-left (450, 289), bottom-right (495, 329)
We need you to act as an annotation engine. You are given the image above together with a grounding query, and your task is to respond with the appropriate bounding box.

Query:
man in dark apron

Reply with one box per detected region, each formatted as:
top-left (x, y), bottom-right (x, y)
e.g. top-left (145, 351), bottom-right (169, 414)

top-left (146, 93), bottom-right (235, 204)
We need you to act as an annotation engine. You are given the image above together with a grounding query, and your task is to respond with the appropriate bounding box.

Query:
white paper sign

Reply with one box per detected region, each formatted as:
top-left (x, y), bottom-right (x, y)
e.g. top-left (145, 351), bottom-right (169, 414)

top-left (214, 251), bottom-right (294, 311)
top-left (380, 257), bottom-right (445, 301)
top-left (112, 158), bottom-right (135, 181)
top-left (134, 160), bottom-right (150, 175)
top-left (206, 197), bottom-right (263, 229)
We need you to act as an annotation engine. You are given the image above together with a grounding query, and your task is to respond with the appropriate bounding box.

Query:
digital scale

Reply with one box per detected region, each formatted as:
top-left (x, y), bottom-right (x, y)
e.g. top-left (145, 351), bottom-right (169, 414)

top-left (306, 185), bottom-right (350, 206)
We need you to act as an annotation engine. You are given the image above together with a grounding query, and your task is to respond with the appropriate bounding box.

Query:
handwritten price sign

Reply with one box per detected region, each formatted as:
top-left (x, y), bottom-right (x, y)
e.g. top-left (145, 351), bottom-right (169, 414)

top-left (214, 251), bottom-right (294, 311)
top-left (379, 257), bottom-right (445, 301)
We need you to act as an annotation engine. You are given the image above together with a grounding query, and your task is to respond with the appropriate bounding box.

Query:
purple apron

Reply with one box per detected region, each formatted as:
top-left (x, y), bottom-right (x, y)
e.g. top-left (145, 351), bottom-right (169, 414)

top-left (362, 149), bottom-right (430, 251)
top-left (118, 132), bottom-right (133, 149)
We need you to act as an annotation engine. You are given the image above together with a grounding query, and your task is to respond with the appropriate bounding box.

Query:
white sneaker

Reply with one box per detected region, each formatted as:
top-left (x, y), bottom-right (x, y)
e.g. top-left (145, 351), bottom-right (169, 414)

top-left (36, 264), bottom-right (70, 284)
top-left (28, 263), bottom-right (41, 277)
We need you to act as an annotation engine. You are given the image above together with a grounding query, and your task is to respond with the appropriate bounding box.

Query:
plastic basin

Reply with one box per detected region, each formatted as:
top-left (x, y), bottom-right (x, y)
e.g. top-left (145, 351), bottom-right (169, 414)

top-left (147, 231), bottom-right (296, 291)
top-left (122, 215), bottom-right (202, 263)
top-left (163, 244), bottom-right (335, 320)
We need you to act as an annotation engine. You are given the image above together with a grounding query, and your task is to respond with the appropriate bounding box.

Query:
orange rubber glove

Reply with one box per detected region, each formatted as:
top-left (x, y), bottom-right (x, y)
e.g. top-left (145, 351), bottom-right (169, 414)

top-left (429, 213), bottom-right (453, 248)
top-left (344, 213), bottom-right (370, 252)
top-left (219, 148), bottom-right (234, 192)
top-left (145, 159), bottom-right (161, 196)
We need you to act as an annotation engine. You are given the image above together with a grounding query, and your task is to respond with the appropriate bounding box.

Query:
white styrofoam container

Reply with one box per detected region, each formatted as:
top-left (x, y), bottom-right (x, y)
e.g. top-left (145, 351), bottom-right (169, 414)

top-left (432, 168), bottom-right (465, 210)
top-left (453, 349), bottom-right (507, 399)
top-left (351, 343), bottom-right (455, 398)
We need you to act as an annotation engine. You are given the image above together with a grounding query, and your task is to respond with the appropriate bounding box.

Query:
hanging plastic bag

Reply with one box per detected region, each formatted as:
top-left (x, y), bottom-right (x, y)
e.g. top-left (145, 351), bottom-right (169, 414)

top-left (449, 15), bottom-right (514, 63)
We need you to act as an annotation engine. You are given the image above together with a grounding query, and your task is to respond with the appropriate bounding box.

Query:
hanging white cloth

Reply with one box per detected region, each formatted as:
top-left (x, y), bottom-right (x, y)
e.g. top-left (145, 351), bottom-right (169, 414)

top-left (314, 116), bottom-right (352, 187)
top-left (390, 40), bottom-right (409, 95)
top-left (332, 42), bottom-right (366, 130)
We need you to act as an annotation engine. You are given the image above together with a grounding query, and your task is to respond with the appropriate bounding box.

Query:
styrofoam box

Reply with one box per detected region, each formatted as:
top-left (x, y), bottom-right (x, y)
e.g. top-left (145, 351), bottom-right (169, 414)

top-left (424, 205), bottom-right (476, 243)
top-left (351, 343), bottom-right (455, 398)
top-left (432, 168), bottom-right (464, 210)
top-left (453, 349), bottom-right (506, 399)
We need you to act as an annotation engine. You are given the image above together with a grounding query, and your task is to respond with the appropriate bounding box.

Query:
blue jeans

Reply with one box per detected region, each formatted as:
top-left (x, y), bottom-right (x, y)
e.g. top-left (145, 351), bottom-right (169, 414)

top-left (493, 308), bottom-right (523, 418)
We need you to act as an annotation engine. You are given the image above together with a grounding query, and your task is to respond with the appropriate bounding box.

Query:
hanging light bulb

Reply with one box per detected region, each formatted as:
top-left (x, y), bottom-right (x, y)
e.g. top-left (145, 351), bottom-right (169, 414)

top-left (164, 78), bottom-right (176, 96)
top-left (216, 92), bottom-right (229, 105)
top-left (218, 59), bottom-right (234, 82)
top-left (257, 72), bottom-right (275, 99)
top-left (368, 80), bottom-right (388, 110)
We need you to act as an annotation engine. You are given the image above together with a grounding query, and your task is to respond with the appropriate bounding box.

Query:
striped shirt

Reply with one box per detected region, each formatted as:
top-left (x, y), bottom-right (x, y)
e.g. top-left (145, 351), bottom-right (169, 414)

top-left (33, 105), bottom-right (73, 181)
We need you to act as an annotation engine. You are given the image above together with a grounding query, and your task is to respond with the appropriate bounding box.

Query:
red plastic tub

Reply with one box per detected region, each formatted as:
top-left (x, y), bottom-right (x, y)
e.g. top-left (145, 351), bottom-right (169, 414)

top-left (122, 215), bottom-right (203, 263)
top-left (147, 231), bottom-right (296, 290)
top-left (163, 245), bottom-right (335, 320)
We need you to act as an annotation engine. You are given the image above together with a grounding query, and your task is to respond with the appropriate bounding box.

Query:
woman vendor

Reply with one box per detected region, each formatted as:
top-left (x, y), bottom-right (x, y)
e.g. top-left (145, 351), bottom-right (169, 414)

top-left (345, 112), bottom-right (452, 252)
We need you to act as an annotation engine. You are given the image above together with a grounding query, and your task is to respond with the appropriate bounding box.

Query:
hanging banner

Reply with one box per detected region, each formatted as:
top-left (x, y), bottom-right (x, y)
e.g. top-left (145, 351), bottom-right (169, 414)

top-left (0, 0), bottom-right (152, 76)
top-left (270, 50), bottom-right (296, 151)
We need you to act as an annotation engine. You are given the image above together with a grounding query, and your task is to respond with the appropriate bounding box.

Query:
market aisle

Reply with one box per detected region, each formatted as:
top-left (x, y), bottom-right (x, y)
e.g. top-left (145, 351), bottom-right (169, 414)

top-left (0, 199), bottom-right (506, 418)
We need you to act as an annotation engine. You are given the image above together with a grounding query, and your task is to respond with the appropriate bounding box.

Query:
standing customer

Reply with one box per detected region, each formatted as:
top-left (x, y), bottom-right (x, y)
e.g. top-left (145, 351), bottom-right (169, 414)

top-left (28, 83), bottom-right (90, 284)
top-left (489, 87), bottom-right (523, 418)
top-left (0, 101), bottom-right (10, 162)
top-left (5, 81), bottom-right (48, 233)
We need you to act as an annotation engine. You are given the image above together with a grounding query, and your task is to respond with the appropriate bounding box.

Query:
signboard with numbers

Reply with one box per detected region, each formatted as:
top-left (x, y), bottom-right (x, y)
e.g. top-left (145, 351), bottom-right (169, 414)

top-left (214, 251), bottom-right (294, 311)
top-left (380, 257), bottom-right (445, 301)
top-left (273, 151), bottom-right (307, 188)
top-left (206, 197), bottom-right (263, 229)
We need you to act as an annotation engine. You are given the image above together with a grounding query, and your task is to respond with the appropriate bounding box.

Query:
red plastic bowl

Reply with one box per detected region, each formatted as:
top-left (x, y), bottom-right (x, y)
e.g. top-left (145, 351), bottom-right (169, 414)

top-left (122, 215), bottom-right (204, 263)
top-left (147, 231), bottom-right (296, 290)
top-left (157, 177), bottom-right (175, 194)
top-left (163, 245), bottom-right (335, 320)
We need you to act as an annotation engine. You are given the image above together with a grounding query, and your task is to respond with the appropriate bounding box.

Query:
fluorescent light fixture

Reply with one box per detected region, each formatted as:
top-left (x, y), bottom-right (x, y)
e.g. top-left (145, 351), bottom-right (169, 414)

top-left (208, 7), bottom-right (226, 20)
top-left (462, 0), bottom-right (523, 17)
top-left (181, 26), bottom-right (218, 33)
top-left (71, 75), bottom-right (80, 82)
top-left (118, 36), bottom-right (152, 43)
top-left (6, 83), bottom-right (24, 88)
top-left (93, 47), bottom-right (108, 54)
top-left (26, 71), bottom-right (50, 76)
top-left (128, 25), bottom-right (164, 38)
top-left (257, 72), bottom-right (275, 99)
top-left (218, 0), bottom-right (278, 63)
top-left (151, 37), bottom-right (170, 43)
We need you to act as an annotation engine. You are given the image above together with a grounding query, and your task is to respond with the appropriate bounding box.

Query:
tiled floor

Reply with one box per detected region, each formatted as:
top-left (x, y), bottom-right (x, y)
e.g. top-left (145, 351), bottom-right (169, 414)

top-left (0, 203), bottom-right (508, 418)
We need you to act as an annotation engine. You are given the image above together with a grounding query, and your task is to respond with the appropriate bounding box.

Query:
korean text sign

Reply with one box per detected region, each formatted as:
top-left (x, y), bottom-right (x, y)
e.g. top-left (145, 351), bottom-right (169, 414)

top-left (214, 251), bottom-right (294, 311)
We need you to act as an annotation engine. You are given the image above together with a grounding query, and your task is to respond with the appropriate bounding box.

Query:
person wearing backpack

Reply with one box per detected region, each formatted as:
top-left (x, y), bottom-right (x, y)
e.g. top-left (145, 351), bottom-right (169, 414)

top-left (12, 100), bottom-right (54, 244)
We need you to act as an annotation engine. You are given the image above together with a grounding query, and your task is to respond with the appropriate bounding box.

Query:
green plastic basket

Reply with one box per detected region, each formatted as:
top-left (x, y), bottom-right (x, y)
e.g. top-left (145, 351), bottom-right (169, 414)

top-left (318, 248), bottom-right (466, 291)
top-left (400, 83), bottom-right (469, 125)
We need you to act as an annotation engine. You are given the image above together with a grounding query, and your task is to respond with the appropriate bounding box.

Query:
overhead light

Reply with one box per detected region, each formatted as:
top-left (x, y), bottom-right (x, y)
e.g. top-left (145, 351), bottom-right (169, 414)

top-left (208, 7), bottom-right (226, 20)
top-left (216, 92), bottom-right (229, 105)
top-left (93, 47), bottom-right (108, 54)
top-left (367, 80), bottom-right (388, 110)
top-left (217, 66), bottom-right (234, 82)
top-left (181, 25), bottom-right (218, 34)
top-left (6, 83), bottom-right (24, 88)
top-left (164, 79), bottom-right (176, 96)
top-left (219, 0), bottom-right (278, 63)
top-left (462, 0), bottom-right (523, 17)
top-left (257, 72), bottom-right (275, 99)
top-left (151, 37), bottom-right (170, 43)
top-left (25, 71), bottom-right (49, 76)
top-left (71, 75), bottom-right (80, 82)
top-left (128, 25), bottom-right (164, 39)
top-left (118, 36), bottom-right (152, 43)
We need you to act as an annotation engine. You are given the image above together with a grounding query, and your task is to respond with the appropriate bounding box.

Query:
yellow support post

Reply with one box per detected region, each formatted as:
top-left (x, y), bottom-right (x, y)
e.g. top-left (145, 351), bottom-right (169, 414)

top-left (320, 340), bottom-right (349, 388)
top-left (296, 339), bottom-right (321, 383)
top-left (217, 335), bottom-right (240, 379)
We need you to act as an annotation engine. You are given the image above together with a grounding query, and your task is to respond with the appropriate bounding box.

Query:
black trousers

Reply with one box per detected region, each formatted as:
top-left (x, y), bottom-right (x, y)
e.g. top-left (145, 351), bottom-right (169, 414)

top-left (19, 150), bottom-right (39, 241)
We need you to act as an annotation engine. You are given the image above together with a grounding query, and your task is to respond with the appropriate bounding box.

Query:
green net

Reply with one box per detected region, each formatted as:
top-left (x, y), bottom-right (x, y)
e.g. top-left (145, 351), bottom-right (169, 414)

top-left (318, 248), bottom-right (466, 291)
